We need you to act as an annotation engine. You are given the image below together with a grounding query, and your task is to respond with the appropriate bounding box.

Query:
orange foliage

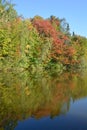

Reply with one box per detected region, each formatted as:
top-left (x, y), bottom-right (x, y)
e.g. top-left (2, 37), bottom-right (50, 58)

top-left (32, 18), bottom-right (78, 65)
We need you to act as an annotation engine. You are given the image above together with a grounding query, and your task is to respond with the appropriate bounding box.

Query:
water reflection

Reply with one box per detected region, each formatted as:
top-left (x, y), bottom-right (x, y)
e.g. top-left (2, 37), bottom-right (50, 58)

top-left (0, 70), bottom-right (87, 130)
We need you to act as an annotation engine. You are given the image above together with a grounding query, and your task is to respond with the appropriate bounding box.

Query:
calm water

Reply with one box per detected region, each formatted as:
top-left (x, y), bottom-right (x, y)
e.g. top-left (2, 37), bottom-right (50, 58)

top-left (0, 70), bottom-right (87, 130)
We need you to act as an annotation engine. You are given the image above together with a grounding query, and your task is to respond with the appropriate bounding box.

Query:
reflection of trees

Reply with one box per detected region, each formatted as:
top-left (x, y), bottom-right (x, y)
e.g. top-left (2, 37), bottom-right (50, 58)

top-left (3, 120), bottom-right (17, 130)
top-left (0, 71), bottom-right (87, 129)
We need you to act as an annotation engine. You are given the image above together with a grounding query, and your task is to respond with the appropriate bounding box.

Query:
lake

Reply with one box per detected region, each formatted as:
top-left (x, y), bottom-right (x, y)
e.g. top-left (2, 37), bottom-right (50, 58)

top-left (0, 70), bottom-right (87, 130)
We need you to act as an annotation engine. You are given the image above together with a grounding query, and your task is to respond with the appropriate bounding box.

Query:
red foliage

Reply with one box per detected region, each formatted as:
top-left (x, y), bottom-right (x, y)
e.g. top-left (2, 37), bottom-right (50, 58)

top-left (32, 18), bottom-right (77, 65)
top-left (33, 19), bottom-right (56, 37)
top-left (15, 17), bottom-right (22, 23)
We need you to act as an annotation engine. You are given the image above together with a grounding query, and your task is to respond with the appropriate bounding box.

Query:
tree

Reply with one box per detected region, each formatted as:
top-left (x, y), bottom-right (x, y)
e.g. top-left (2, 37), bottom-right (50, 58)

top-left (48, 15), bottom-right (60, 31)
top-left (0, 0), bottom-right (17, 22)
top-left (60, 18), bottom-right (71, 36)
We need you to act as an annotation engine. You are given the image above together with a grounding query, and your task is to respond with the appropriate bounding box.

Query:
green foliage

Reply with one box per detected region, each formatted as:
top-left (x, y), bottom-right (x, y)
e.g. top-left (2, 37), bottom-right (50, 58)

top-left (0, 0), bottom-right (17, 22)
top-left (45, 61), bottom-right (65, 75)
top-left (70, 35), bottom-right (87, 69)
top-left (60, 18), bottom-right (71, 36)
top-left (0, 1), bottom-right (87, 72)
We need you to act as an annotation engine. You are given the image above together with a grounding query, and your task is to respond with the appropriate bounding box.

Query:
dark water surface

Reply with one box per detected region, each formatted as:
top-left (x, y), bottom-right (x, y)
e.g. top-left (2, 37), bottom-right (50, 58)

top-left (0, 70), bottom-right (87, 130)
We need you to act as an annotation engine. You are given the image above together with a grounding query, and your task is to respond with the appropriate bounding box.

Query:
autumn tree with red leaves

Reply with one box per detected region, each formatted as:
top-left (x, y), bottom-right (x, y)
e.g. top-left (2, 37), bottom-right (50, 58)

top-left (0, 2), bottom-right (87, 73)
top-left (31, 16), bottom-right (78, 68)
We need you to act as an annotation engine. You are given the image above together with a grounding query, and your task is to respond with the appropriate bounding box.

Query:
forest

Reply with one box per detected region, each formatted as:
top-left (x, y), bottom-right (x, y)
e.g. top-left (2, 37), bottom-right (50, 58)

top-left (1, 1), bottom-right (87, 129)
top-left (0, 0), bottom-right (87, 74)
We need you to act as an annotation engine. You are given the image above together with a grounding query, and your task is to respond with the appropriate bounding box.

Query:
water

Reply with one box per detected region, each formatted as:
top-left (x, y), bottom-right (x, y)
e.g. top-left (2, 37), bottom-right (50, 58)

top-left (0, 70), bottom-right (87, 130)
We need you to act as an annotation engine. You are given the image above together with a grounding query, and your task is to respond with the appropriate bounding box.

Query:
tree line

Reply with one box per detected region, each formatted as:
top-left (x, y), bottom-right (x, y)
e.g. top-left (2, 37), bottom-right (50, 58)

top-left (0, 0), bottom-right (87, 73)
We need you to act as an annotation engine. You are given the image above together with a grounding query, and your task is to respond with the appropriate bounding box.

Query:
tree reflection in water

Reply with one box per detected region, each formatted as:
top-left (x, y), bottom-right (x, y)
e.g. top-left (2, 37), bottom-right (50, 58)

top-left (0, 70), bottom-right (87, 130)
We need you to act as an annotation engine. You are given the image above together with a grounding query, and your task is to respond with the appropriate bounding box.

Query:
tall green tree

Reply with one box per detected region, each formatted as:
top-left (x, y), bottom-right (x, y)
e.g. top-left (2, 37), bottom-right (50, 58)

top-left (60, 18), bottom-right (71, 36)
top-left (0, 0), bottom-right (17, 22)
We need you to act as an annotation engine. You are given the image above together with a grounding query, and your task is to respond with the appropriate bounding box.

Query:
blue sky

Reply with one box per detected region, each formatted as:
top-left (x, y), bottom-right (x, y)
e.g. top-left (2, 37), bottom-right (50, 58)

top-left (13, 0), bottom-right (87, 37)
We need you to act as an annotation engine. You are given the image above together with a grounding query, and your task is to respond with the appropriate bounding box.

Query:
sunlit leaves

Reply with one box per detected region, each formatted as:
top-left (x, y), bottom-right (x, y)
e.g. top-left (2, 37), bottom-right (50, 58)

top-left (0, 1), bottom-right (87, 72)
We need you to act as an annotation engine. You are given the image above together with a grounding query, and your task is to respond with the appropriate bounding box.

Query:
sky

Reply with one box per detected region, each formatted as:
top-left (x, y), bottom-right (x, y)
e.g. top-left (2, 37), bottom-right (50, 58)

top-left (13, 0), bottom-right (87, 37)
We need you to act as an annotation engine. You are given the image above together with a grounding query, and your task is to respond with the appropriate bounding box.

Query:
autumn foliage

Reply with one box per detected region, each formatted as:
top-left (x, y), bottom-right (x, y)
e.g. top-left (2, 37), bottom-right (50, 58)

top-left (32, 17), bottom-right (79, 66)
top-left (0, 0), bottom-right (87, 72)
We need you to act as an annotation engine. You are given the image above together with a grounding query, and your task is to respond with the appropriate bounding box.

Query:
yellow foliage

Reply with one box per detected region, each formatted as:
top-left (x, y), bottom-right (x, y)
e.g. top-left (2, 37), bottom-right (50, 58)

top-left (25, 87), bottom-right (31, 96)
top-left (26, 45), bottom-right (30, 49)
